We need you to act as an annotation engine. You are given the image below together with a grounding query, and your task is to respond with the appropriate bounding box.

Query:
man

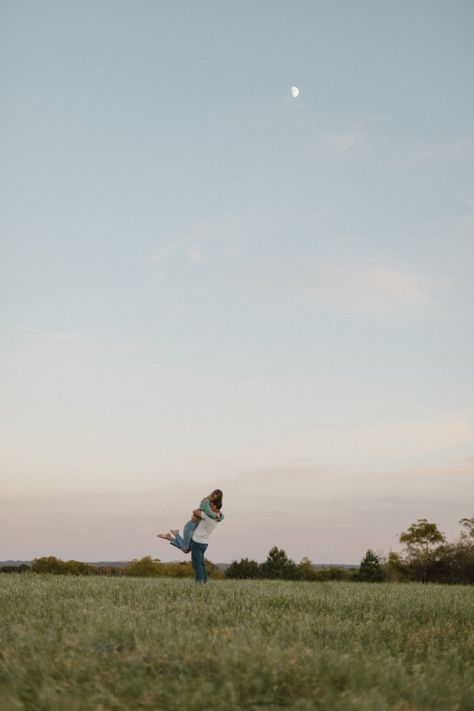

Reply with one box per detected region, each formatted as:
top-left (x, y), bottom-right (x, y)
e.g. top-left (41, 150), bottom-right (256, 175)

top-left (190, 501), bottom-right (222, 583)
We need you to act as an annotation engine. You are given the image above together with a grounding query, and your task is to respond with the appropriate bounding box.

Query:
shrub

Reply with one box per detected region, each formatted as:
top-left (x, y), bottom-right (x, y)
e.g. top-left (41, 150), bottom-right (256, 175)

top-left (225, 558), bottom-right (260, 579)
top-left (297, 557), bottom-right (318, 581)
top-left (31, 557), bottom-right (95, 575)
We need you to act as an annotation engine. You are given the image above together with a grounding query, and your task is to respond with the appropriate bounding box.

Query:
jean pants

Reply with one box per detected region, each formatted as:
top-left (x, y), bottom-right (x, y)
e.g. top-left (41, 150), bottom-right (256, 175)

top-left (191, 539), bottom-right (208, 583)
top-left (170, 520), bottom-right (197, 553)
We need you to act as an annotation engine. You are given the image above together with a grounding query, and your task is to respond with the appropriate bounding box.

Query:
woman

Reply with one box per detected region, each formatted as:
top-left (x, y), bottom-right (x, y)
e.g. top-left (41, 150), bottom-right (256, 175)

top-left (157, 491), bottom-right (224, 582)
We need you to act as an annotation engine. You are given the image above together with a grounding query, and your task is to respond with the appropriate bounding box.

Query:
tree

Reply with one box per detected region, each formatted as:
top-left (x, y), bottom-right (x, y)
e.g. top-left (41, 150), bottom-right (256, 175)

top-left (314, 566), bottom-right (358, 581)
top-left (385, 551), bottom-right (407, 582)
top-left (436, 517), bottom-right (474, 584)
top-left (31, 556), bottom-right (68, 574)
top-left (63, 560), bottom-right (95, 575)
top-left (388, 517), bottom-right (474, 584)
top-left (297, 557), bottom-right (317, 581)
top-left (459, 516), bottom-right (474, 541)
top-left (399, 519), bottom-right (446, 553)
top-left (358, 549), bottom-right (385, 582)
top-left (399, 519), bottom-right (446, 582)
top-left (122, 556), bottom-right (162, 577)
top-left (259, 547), bottom-right (298, 580)
top-left (225, 558), bottom-right (260, 579)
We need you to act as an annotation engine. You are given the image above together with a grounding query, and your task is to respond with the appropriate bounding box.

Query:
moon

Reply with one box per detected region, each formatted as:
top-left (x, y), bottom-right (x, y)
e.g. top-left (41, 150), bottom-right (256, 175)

top-left (290, 86), bottom-right (300, 98)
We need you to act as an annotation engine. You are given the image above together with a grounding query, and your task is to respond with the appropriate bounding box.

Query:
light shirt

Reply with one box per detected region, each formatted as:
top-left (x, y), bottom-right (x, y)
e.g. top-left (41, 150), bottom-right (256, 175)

top-left (192, 511), bottom-right (219, 544)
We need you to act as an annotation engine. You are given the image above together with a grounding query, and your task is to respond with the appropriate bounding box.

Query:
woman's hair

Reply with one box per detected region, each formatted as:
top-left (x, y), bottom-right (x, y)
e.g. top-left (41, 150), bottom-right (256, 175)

top-left (206, 489), bottom-right (223, 502)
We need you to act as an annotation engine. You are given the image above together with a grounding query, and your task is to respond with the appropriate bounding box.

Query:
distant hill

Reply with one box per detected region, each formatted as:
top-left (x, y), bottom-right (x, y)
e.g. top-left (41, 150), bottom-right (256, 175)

top-left (0, 561), bottom-right (29, 567)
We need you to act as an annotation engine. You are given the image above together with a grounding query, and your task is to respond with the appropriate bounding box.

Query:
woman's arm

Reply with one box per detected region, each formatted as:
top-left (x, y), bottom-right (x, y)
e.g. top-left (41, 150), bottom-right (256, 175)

top-left (199, 498), bottom-right (221, 521)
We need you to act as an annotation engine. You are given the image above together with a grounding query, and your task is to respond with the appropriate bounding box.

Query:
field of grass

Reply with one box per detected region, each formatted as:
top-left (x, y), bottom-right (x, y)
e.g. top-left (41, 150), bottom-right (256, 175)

top-left (1, 575), bottom-right (473, 710)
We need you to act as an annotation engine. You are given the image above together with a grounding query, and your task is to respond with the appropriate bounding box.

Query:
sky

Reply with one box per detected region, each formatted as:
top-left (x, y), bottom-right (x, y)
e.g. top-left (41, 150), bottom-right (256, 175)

top-left (1, 1), bottom-right (473, 564)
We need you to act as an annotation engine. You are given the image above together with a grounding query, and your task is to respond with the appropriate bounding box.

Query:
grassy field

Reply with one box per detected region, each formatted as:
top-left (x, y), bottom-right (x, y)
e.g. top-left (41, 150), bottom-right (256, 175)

top-left (0, 575), bottom-right (473, 710)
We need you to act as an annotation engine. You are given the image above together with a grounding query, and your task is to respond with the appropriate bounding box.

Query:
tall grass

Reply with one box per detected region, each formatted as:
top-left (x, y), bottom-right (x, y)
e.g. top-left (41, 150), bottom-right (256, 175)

top-left (1, 575), bottom-right (473, 710)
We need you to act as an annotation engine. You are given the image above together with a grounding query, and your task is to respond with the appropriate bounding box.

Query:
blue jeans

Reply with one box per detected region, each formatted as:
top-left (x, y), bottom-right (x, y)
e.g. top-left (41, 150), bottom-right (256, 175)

top-left (170, 520), bottom-right (197, 553)
top-left (191, 539), bottom-right (208, 583)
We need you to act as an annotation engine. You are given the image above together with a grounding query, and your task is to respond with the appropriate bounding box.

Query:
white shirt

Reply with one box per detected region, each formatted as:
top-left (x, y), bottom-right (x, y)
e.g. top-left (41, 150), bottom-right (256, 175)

top-left (192, 511), bottom-right (219, 544)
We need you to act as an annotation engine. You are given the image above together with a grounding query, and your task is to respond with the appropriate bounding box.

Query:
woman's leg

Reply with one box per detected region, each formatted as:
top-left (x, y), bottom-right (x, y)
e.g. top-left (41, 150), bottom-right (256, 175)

top-left (170, 533), bottom-right (186, 551)
top-left (168, 520), bottom-right (196, 553)
top-left (190, 540), bottom-right (208, 583)
top-left (182, 520), bottom-right (198, 553)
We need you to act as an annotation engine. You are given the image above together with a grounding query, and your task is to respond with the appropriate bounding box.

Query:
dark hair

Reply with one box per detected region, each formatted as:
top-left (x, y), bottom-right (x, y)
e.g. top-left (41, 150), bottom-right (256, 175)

top-left (212, 498), bottom-right (222, 510)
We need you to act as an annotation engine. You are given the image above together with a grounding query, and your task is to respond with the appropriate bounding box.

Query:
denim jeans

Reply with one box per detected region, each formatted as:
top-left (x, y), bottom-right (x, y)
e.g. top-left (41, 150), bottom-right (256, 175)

top-left (170, 520), bottom-right (197, 553)
top-left (191, 539), bottom-right (208, 583)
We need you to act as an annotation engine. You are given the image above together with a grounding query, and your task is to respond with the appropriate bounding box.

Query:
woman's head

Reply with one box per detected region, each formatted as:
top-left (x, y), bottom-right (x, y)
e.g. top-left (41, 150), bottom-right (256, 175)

top-left (208, 489), bottom-right (223, 502)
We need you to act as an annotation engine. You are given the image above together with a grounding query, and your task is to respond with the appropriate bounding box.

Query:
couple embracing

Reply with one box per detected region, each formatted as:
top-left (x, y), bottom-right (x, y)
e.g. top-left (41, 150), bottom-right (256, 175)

top-left (157, 489), bottom-right (224, 583)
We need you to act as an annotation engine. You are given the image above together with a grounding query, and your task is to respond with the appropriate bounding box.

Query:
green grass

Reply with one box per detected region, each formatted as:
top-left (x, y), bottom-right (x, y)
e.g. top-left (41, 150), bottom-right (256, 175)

top-left (1, 576), bottom-right (473, 710)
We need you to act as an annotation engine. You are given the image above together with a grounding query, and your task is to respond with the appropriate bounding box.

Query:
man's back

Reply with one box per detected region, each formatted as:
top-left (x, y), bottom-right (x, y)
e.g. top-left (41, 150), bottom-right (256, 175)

top-left (192, 511), bottom-right (218, 544)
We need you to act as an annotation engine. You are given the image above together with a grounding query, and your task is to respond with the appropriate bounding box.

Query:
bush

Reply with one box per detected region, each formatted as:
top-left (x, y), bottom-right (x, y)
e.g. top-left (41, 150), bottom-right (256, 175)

top-left (95, 566), bottom-right (123, 576)
top-left (31, 557), bottom-right (95, 575)
top-left (297, 557), bottom-right (318, 581)
top-left (123, 556), bottom-right (224, 579)
top-left (313, 566), bottom-right (358, 581)
top-left (0, 564), bottom-right (30, 574)
top-left (225, 558), bottom-right (260, 579)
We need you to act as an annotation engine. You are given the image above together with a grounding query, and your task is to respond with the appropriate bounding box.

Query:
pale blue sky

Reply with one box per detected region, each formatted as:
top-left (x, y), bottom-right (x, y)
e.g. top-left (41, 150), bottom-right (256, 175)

top-left (1, 1), bottom-right (473, 563)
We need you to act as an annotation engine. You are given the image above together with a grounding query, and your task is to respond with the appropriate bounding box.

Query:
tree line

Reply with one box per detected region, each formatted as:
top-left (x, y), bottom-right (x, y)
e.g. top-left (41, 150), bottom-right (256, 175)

top-left (1, 516), bottom-right (472, 584)
top-left (226, 517), bottom-right (474, 584)
top-left (0, 557), bottom-right (224, 579)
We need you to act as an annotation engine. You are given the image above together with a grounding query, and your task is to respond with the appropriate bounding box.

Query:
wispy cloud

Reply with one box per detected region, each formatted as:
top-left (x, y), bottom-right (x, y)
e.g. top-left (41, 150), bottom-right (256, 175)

top-left (322, 127), bottom-right (364, 153)
top-left (408, 459), bottom-right (474, 479)
top-left (310, 258), bottom-right (430, 316)
top-left (413, 139), bottom-right (474, 162)
top-left (151, 220), bottom-right (244, 275)
top-left (14, 326), bottom-right (83, 341)
top-left (219, 410), bottom-right (474, 474)
top-left (309, 117), bottom-right (379, 155)
top-left (251, 253), bottom-right (432, 318)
